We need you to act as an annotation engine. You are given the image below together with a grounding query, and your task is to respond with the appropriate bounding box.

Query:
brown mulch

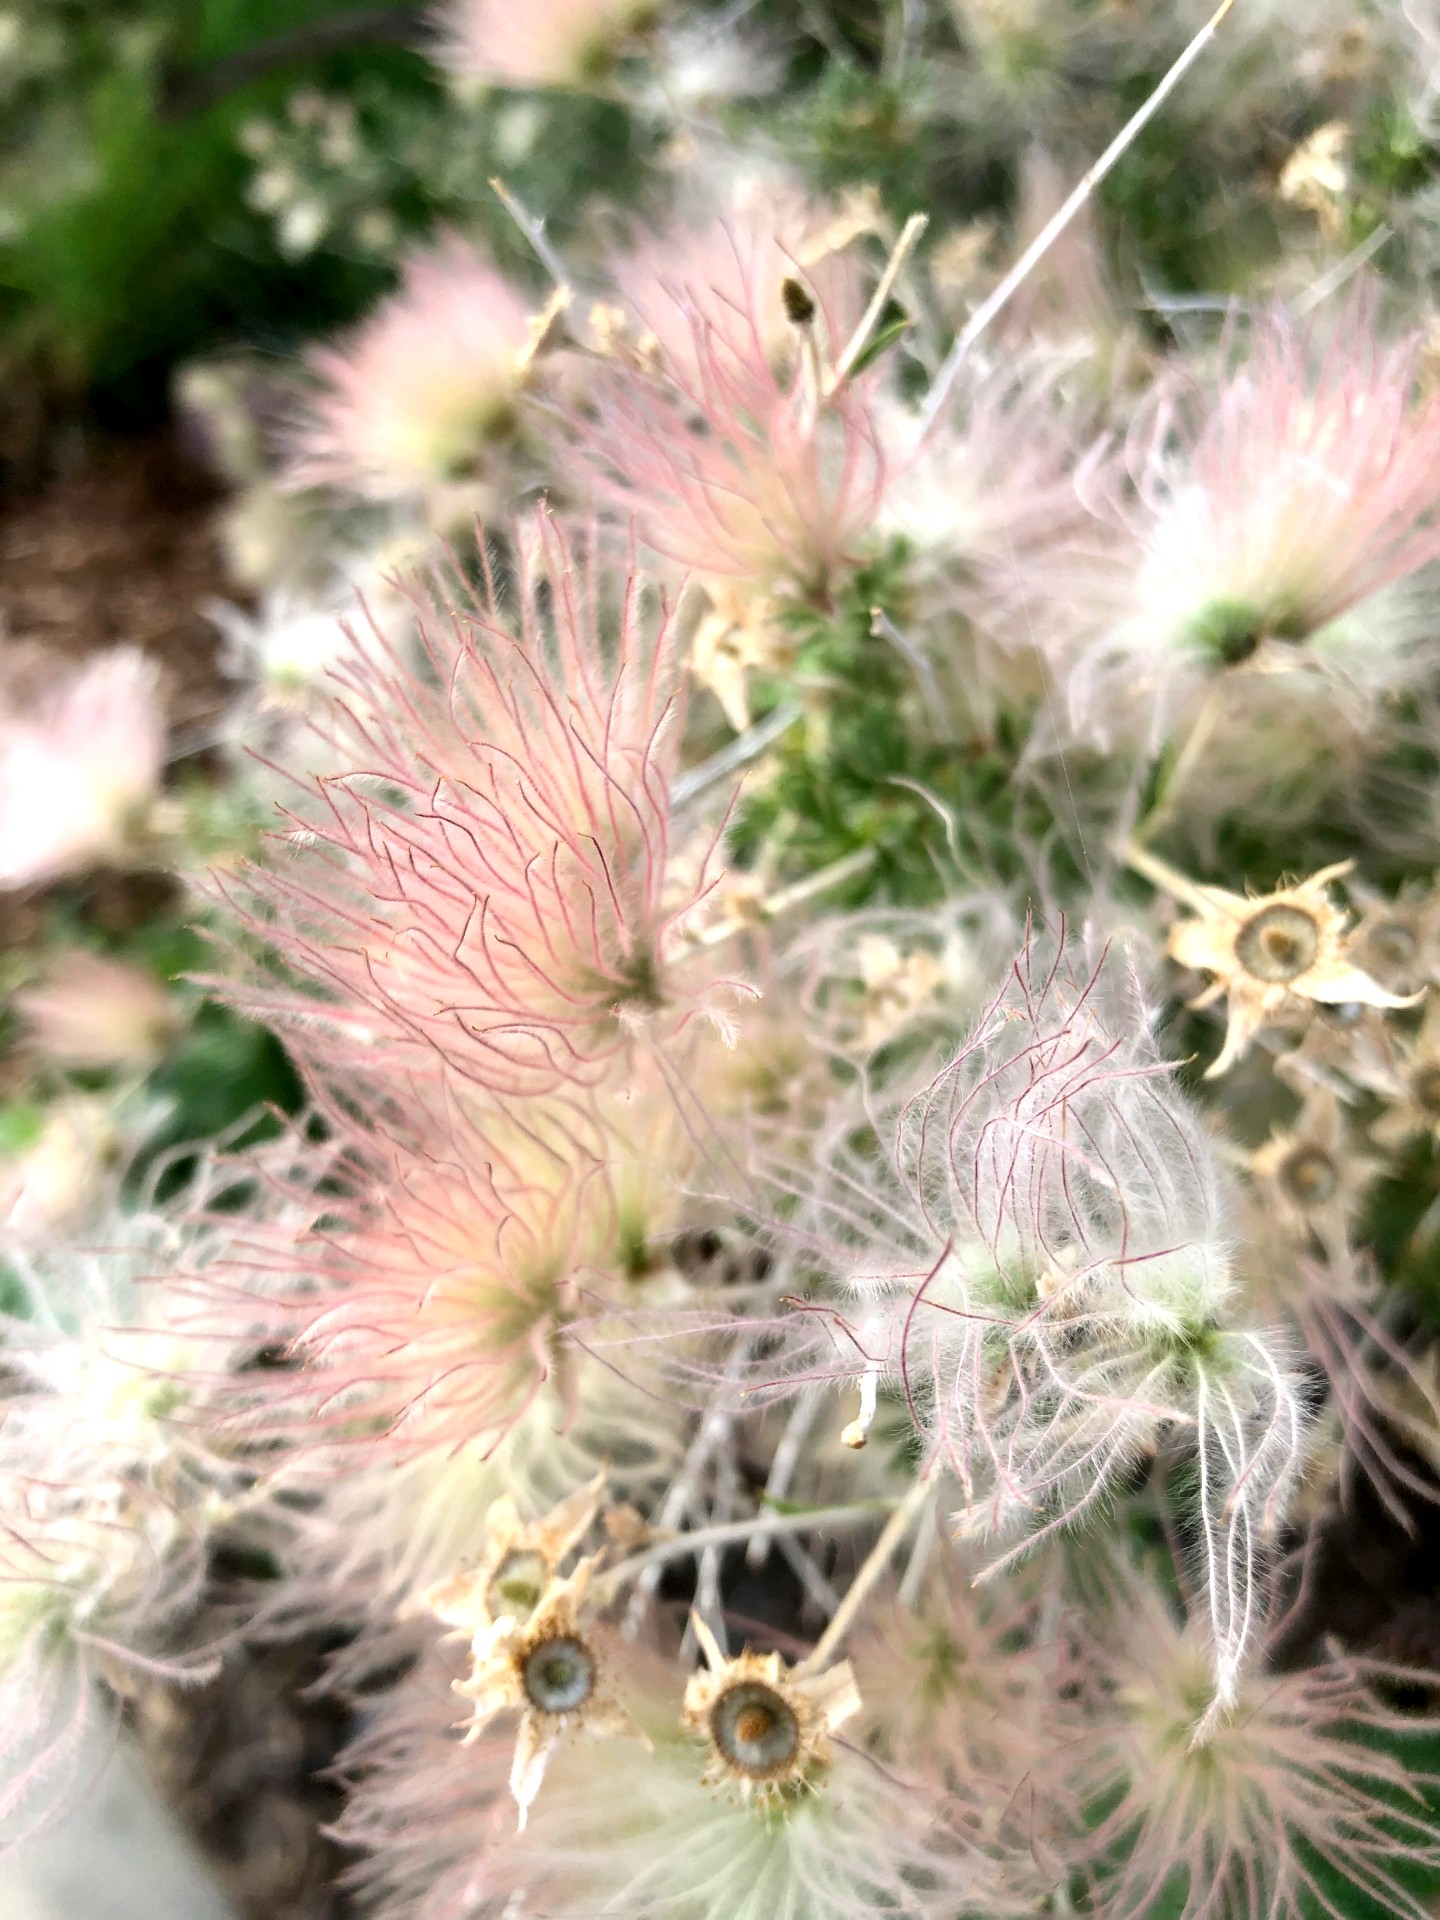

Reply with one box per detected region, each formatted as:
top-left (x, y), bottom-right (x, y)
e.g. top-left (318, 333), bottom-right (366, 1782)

top-left (0, 425), bottom-right (237, 952)
top-left (0, 429), bottom-right (233, 737)
top-left (133, 1628), bottom-right (357, 1920)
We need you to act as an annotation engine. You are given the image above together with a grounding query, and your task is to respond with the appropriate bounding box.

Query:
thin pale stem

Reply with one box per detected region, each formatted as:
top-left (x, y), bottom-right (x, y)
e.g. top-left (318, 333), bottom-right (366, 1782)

top-left (623, 1345), bottom-right (750, 1635)
top-left (1122, 836), bottom-right (1214, 912)
top-left (593, 1500), bottom-right (893, 1603)
top-left (897, 1507), bottom-right (936, 1608)
top-left (747, 1393), bottom-right (823, 1570)
top-left (672, 699), bottom-right (803, 808)
top-left (693, 1451), bottom-right (743, 1659)
top-left (797, 1465), bottom-right (938, 1675)
top-left (1294, 222), bottom-right (1393, 315)
top-left (490, 176), bottom-right (572, 289)
top-left (826, 212), bottom-right (929, 395)
top-left (697, 845), bottom-right (878, 948)
top-left (1132, 686), bottom-right (1226, 847)
top-left (774, 1532), bottom-right (844, 1617)
top-left (916, 0), bottom-right (1240, 441)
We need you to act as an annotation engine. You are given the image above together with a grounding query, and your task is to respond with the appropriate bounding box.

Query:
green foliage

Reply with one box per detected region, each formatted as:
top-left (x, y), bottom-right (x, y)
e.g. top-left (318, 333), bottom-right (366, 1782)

top-left (1296, 1719), bottom-right (1440, 1919)
top-left (0, 1099), bottom-right (45, 1158)
top-left (137, 997), bottom-right (301, 1199)
top-left (1100, 96), bottom-right (1273, 299)
top-left (779, 55), bottom-right (1009, 231)
top-left (1352, 98), bottom-right (1440, 206)
top-left (729, 542), bottom-right (1070, 908)
top-left (0, 0), bottom-right (423, 408)
top-left (0, 0), bottom-right (659, 411)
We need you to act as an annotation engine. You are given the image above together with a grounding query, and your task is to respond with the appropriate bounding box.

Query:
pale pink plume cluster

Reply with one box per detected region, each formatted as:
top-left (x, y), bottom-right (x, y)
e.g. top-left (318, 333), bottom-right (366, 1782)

top-left (608, 189), bottom-right (826, 384)
top-left (792, 934), bottom-right (1305, 1710)
top-left (1067, 297), bottom-right (1440, 738)
top-left (182, 1073), bottom-right (696, 1471)
top-left (857, 1562), bottom-right (1077, 1874)
top-left (1074, 1579), bottom-right (1440, 1920)
top-left (0, 648), bottom-right (166, 890)
top-left (223, 513), bottom-right (743, 1098)
top-left (16, 951), bottom-right (179, 1071)
top-left (172, 513), bottom-right (733, 1668)
top-left (577, 219), bottom-right (888, 592)
top-left (289, 237), bottom-right (539, 500)
top-left (432, 0), bottom-right (657, 91)
top-left (888, 354), bottom-right (1111, 711)
top-left (0, 1212), bottom-right (236, 1845)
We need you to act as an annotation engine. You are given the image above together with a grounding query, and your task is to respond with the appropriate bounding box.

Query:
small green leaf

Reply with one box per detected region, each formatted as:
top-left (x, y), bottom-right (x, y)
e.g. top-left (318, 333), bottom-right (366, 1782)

top-left (843, 309), bottom-right (912, 380)
top-left (0, 1102), bottom-right (45, 1159)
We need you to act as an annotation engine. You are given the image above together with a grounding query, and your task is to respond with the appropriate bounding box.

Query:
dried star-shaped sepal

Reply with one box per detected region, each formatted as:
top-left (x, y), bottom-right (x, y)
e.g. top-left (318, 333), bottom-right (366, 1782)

top-left (421, 1474), bottom-right (605, 1637)
top-left (1359, 995), bottom-right (1440, 1153)
top-left (453, 1557), bottom-right (635, 1827)
top-left (1248, 1085), bottom-right (1380, 1258)
top-left (689, 584), bottom-right (792, 733)
top-left (1167, 862), bottom-right (1415, 1078)
top-left (681, 1614), bottom-right (861, 1807)
top-left (1347, 882), bottom-right (1440, 997)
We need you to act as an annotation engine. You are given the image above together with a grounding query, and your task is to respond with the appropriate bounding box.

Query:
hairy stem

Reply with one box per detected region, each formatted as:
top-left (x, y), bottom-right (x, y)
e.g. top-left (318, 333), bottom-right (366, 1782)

top-left (1122, 837), bottom-right (1214, 912)
top-left (797, 1464), bottom-right (938, 1674)
top-left (697, 846), bottom-right (879, 949)
top-left (917, 0), bottom-right (1239, 441)
top-left (1132, 687), bottom-right (1226, 848)
top-left (594, 1499), bottom-right (894, 1603)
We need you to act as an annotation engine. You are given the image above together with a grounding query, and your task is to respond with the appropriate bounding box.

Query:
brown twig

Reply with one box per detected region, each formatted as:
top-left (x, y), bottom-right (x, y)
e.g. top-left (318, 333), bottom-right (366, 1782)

top-left (158, 7), bottom-right (430, 120)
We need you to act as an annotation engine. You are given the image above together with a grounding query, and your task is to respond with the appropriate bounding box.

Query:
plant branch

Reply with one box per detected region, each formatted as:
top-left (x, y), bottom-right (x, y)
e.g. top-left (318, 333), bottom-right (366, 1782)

top-left (826, 213), bottom-right (929, 396)
top-left (159, 8), bottom-right (428, 119)
top-left (593, 1499), bottom-right (892, 1603)
top-left (697, 846), bottom-right (878, 949)
top-left (797, 1465), bottom-right (937, 1674)
top-left (916, 0), bottom-right (1239, 440)
top-left (1122, 837), bottom-right (1214, 912)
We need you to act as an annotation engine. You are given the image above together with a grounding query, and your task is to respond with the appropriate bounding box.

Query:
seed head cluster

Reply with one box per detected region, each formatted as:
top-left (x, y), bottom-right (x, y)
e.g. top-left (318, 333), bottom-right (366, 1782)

top-left (8, 7), bottom-right (1440, 1918)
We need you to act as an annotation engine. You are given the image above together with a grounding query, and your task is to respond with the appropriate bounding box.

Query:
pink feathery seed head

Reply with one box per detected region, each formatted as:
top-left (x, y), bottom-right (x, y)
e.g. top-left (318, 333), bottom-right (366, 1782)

top-left (782, 930), bottom-right (1306, 1698)
top-left (1074, 1577), bottom-right (1440, 1920)
top-left (575, 219), bottom-right (888, 592)
top-left (0, 647), bottom-right (166, 891)
top-left (432, 0), bottom-right (658, 92)
top-left (1078, 294), bottom-right (1440, 702)
top-left (606, 181), bottom-right (862, 384)
top-left (886, 356), bottom-right (1088, 570)
top-left (0, 1215), bottom-right (238, 1843)
top-left (839, 927), bottom-right (1234, 1365)
top-left (331, 1636), bottom-right (518, 1920)
top-left (855, 1560), bottom-right (1082, 1881)
top-left (884, 354), bottom-right (1114, 668)
top-left (17, 951), bottom-right (180, 1071)
top-left (288, 236), bottom-right (540, 501)
top-left (224, 512), bottom-right (750, 1099)
top-left (1243, 1231), bottom-right (1440, 1529)
top-left (182, 1056), bottom-right (709, 1472)
top-left (187, 1095), bottom-right (603, 1465)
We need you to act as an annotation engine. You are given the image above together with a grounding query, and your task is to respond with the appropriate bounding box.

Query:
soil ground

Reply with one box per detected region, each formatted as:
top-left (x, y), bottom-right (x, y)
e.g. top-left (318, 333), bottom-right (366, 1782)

top-left (0, 429), bottom-right (233, 739)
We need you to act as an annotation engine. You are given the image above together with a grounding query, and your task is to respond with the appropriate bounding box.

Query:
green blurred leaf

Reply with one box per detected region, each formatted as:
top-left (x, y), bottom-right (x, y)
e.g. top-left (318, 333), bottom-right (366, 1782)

top-left (0, 1101), bottom-right (45, 1159)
